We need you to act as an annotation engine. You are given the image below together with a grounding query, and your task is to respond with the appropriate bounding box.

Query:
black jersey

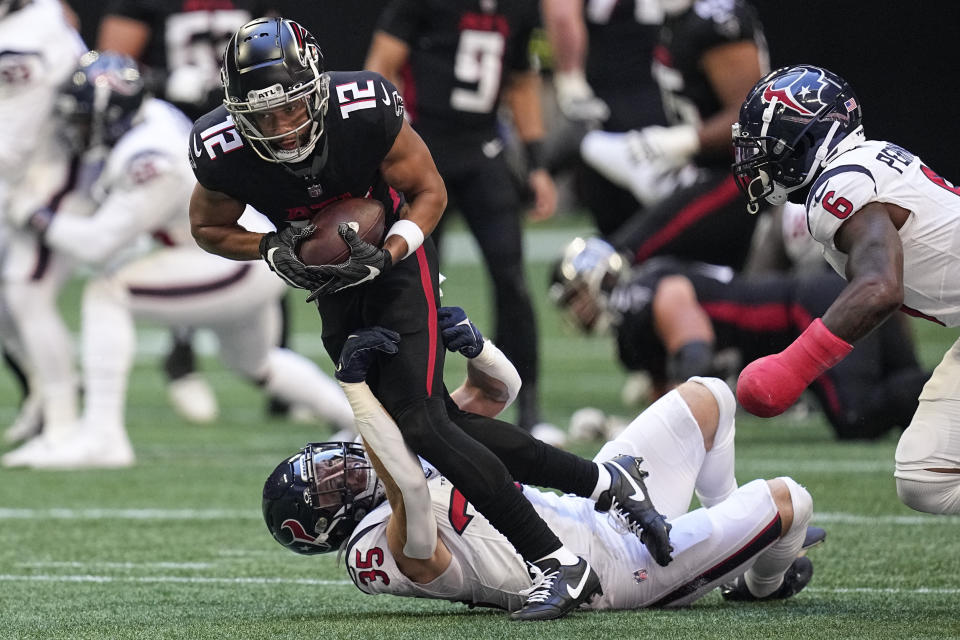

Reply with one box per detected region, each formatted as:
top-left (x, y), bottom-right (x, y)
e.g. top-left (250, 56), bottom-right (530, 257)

top-left (583, 0), bottom-right (665, 132)
top-left (375, 0), bottom-right (539, 137)
top-left (102, 0), bottom-right (273, 120)
top-left (652, 0), bottom-right (766, 134)
top-left (189, 71), bottom-right (405, 230)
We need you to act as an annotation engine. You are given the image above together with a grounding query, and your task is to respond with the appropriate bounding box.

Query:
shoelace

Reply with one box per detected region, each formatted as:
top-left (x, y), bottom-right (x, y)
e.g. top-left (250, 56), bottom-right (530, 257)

top-left (605, 497), bottom-right (644, 537)
top-left (518, 563), bottom-right (559, 604)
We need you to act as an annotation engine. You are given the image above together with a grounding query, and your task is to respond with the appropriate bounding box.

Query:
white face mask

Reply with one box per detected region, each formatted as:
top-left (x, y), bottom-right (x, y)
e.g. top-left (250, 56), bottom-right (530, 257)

top-left (659, 0), bottom-right (694, 15)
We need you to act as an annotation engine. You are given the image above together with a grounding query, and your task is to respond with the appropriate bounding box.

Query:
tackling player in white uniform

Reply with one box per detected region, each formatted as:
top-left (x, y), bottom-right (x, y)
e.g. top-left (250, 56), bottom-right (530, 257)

top-left (1, 51), bottom-right (355, 469)
top-left (732, 64), bottom-right (960, 514)
top-left (262, 308), bottom-right (820, 615)
top-left (0, 0), bottom-right (84, 445)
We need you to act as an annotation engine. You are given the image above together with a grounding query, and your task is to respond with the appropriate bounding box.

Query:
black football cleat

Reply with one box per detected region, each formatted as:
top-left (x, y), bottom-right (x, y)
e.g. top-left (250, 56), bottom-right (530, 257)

top-left (595, 455), bottom-right (673, 566)
top-left (801, 525), bottom-right (826, 553)
top-left (720, 555), bottom-right (814, 602)
top-left (510, 557), bottom-right (602, 621)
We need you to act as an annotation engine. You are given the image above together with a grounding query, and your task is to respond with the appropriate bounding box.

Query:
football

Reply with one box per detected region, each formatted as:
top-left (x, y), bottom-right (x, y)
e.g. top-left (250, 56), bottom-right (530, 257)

top-left (297, 198), bottom-right (386, 266)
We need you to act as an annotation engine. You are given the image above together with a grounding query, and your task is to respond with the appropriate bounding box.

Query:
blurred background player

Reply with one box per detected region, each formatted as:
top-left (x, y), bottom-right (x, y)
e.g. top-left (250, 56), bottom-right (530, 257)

top-left (1, 51), bottom-right (355, 469)
top-left (579, 0), bottom-right (767, 271)
top-left (96, 0), bottom-right (288, 424)
top-left (365, 0), bottom-right (561, 440)
top-left (541, 0), bottom-right (668, 236)
top-left (0, 0), bottom-right (85, 445)
top-left (550, 239), bottom-right (929, 441)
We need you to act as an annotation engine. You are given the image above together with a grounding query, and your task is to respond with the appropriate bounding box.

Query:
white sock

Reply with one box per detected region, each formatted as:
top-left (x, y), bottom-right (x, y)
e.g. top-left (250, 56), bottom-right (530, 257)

top-left (590, 464), bottom-right (612, 501)
top-left (744, 477), bottom-right (812, 597)
top-left (537, 546), bottom-right (579, 567)
top-left (81, 278), bottom-right (135, 432)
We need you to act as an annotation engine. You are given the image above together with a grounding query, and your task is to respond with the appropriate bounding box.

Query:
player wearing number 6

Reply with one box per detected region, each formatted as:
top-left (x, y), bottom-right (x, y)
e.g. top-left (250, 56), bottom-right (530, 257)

top-left (732, 64), bottom-right (960, 515)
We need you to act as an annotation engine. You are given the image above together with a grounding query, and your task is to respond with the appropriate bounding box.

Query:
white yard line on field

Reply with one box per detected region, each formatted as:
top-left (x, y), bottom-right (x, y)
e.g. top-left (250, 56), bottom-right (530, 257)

top-left (18, 561), bottom-right (215, 569)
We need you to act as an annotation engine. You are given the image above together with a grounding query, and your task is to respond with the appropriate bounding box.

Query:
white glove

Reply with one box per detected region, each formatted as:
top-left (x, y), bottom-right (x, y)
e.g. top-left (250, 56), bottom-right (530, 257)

top-left (554, 70), bottom-right (610, 124)
top-left (626, 125), bottom-right (700, 171)
top-left (580, 130), bottom-right (699, 208)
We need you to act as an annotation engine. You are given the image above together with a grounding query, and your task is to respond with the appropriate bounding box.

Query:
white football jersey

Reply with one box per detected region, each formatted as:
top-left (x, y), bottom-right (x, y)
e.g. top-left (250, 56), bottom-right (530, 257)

top-left (343, 468), bottom-right (772, 611)
top-left (25, 98), bottom-right (198, 269)
top-left (806, 139), bottom-right (960, 326)
top-left (0, 0), bottom-right (84, 192)
top-left (780, 201), bottom-right (823, 271)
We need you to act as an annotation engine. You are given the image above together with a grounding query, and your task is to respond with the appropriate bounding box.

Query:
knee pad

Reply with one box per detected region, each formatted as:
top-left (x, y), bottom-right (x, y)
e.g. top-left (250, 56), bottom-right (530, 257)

top-left (896, 474), bottom-right (960, 515)
top-left (689, 376), bottom-right (736, 448)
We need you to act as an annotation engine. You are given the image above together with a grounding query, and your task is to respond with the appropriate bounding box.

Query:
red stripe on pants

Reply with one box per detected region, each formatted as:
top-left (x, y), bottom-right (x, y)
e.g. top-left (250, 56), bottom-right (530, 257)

top-left (415, 246), bottom-right (438, 396)
top-left (635, 176), bottom-right (740, 263)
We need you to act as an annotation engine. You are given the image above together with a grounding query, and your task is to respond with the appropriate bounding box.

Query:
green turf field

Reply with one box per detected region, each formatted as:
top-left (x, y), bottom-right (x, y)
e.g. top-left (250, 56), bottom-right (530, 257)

top-left (1, 217), bottom-right (958, 640)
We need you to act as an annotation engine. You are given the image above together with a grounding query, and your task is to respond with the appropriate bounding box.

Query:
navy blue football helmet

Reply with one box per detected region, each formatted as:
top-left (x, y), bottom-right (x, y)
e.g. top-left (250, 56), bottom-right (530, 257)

top-left (732, 65), bottom-right (864, 213)
top-left (221, 17), bottom-right (328, 163)
top-left (55, 51), bottom-right (146, 152)
top-left (262, 442), bottom-right (384, 555)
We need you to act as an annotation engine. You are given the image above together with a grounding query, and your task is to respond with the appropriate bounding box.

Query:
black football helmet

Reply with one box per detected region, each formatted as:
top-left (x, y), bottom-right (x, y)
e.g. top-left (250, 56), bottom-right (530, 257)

top-left (732, 64), bottom-right (864, 214)
top-left (262, 442), bottom-right (384, 555)
top-left (55, 51), bottom-right (146, 152)
top-left (549, 237), bottom-right (627, 334)
top-left (221, 17), bottom-right (328, 163)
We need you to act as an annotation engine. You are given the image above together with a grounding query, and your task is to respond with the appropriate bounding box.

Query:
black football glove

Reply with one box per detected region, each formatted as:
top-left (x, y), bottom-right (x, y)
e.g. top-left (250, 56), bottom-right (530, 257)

top-left (335, 327), bottom-right (401, 383)
top-left (437, 306), bottom-right (485, 358)
top-left (307, 223), bottom-right (393, 300)
top-left (259, 225), bottom-right (328, 291)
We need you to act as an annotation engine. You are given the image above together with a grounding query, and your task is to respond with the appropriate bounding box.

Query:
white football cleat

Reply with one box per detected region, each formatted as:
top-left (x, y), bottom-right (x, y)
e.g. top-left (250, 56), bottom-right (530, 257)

top-left (580, 130), bottom-right (698, 208)
top-left (30, 429), bottom-right (135, 470)
top-left (569, 407), bottom-right (607, 441)
top-left (167, 373), bottom-right (219, 424)
top-left (531, 422), bottom-right (568, 448)
top-left (3, 393), bottom-right (43, 444)
top-left (2, 433), bottom-right (54, 468)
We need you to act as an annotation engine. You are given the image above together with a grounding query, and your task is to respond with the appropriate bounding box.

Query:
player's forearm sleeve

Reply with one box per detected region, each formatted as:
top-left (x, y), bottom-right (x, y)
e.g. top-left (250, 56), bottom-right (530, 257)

top-left (338, 380), bottom-right (437, 559)
top-left (468, 339), bottom-right (522, 408)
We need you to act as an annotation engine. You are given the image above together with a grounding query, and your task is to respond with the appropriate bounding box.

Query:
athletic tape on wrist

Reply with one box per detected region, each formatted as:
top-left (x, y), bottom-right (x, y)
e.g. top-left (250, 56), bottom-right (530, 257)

top-left (385, 219), bottom-right (424, 259)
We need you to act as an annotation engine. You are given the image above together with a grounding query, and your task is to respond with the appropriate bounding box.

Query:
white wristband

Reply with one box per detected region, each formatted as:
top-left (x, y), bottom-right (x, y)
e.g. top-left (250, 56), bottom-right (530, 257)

top-left (385, 219), bottom-right (425, 260)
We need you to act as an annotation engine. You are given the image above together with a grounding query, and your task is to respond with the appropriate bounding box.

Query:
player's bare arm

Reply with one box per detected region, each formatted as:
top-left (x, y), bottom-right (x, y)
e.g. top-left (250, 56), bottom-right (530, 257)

top-left (822, 201), bottom-right (906, 342)
top-left (540, 0), bottom-right (586, 74)
top-left (379, 120), bottom-right (447, 262)
top-left (365, 443), bottom-right (453, 584)
top-left (700, 40), bottom-right (764, 154)
top-left (364, 31), bottom-right (410, 88)
top-left (504, 70), bottom-right (557, 220)
top-left (189, 182), bottom-right (261, 260)
top-left (96, 14), bottom-right (150, 56)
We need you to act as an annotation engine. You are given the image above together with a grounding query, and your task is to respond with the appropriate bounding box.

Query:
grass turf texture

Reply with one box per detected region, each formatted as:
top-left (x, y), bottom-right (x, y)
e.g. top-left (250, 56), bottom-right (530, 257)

top-left (1, 216), bottom-right (958, 639)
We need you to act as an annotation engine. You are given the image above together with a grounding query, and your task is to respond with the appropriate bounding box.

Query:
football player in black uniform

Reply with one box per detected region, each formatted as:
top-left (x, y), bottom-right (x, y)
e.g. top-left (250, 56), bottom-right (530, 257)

top-left (364, 0), bottom-right (556, 436)
top-left (580, 0), bottom-right (767, 271)
top-left (551, 244), bottom-right (929, 441)
top-left (188, 17), bottom-right (676, 621)
top-left (542, 0), bottom-right (667, 235)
